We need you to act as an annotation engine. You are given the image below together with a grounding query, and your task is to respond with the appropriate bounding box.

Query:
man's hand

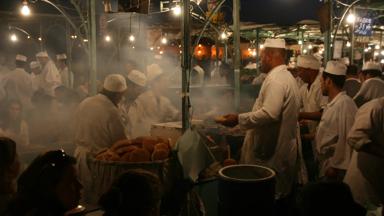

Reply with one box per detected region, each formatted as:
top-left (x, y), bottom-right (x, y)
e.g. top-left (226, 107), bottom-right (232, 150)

top-left (215, 114), bottom-right (239, 127)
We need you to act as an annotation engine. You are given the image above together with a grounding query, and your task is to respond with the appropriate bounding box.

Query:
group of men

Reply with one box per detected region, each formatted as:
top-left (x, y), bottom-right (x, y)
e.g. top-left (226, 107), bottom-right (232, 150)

top-left (218, 38), bottom-right (384, 211)
top-left (0, 51), bottom-right (72, 110)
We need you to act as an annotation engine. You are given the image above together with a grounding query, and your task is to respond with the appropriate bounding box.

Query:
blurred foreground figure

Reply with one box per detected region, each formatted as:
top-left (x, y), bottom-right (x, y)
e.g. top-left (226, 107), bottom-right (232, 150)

top-left (6, 150), bottom-right (82, 216)
top-left (99, 169), bottom-right (162, 216)
top-left (74, 74), bottom-right (127, 202)
top-left (353, 61), bottom-right (384, 107)
top-left (0, 137), bottom-right (20, 215)
top-left (344, 97), bottom-right (384, 209)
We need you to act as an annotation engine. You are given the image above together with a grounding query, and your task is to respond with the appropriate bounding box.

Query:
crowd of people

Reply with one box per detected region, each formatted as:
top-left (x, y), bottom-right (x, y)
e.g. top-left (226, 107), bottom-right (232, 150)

top-left (0, 37), bottom-right (384, 216)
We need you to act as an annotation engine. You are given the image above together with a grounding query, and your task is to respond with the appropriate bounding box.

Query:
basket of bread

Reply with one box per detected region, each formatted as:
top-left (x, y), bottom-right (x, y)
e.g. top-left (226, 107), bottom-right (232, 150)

top-left (88, 136), bottom-right (174, 200)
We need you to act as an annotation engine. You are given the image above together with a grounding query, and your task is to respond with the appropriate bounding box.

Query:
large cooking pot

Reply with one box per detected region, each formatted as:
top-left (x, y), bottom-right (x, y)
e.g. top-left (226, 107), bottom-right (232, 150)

top-left (218, 164), bottom-right (276, 216)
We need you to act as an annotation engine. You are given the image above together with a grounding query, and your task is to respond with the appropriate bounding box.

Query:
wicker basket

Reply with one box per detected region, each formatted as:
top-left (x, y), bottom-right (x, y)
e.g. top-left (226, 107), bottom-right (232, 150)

top-left (87, 155), bottom-right (171, 201)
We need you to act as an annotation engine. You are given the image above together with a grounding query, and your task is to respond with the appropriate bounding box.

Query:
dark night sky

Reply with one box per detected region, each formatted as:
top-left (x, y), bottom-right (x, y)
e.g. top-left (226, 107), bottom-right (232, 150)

top-left (1, 0), bottom-right (322, 26)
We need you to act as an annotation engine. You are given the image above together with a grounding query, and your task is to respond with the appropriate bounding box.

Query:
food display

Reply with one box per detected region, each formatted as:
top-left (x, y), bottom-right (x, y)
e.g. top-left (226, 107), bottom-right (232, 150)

top-left (95, 136), bottom-right (171, 162)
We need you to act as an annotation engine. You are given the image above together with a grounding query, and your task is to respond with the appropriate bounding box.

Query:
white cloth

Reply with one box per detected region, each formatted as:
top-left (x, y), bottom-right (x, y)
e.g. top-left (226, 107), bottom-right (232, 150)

top-left (353, 77), bottom-right (384, 107)
top-left (74, 94), bottom-right (126, 153)
top-left (344, 98), bottom-right (384, 207)
top-left (192, 65), bottom-right (205, 85)
top-left (59, 66), bottom-right (72, 88)
top-left (30, 73), bottom-right (44, 92)
top-left (2, 68), bottom-right (34, 109)
top-left (40, 60), bottom-right (62, 95)
top-left (299, 74), bottom-right (328, 133)
top-left (127, 90), bottom-right (179, 138)
top-left (239, 64), bottom-right (300, 198)
top-left (315, 92), bottom-right (357, 176)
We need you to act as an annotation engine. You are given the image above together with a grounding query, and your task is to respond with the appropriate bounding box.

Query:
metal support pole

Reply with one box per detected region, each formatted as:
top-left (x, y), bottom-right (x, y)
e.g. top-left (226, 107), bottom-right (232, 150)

top-left (256, 28), bottom-right (260, 68)
top-left (181, 0), bottom-right (191, 132)
top-left (88, 0), bottom-right (97, 95)
top-left (351, 6), bottom-right (355, 63)
top-left (233, 0), bottom-right (241, 111)
top-left (324, 0), bottom-right (333, 64)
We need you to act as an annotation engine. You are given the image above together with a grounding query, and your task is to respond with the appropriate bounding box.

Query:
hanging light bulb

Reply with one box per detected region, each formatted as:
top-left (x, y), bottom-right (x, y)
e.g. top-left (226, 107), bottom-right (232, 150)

top-left (172, 5), bottom-right (181, 16)
top-left (346, 13), bottom-right (356, 24)
top-left (20, 1), bottom-right (31, 17)
top-left (105, 35), bottom-right (111, 42)
top-left (220, 32), bottom-right (228, 40)
top-left (298, 40), bottom-right (303, 45)
top-left (303, 49), bottom-right (308, 54)
top-left (161, 37), bottom-right (167, 44)
top-left (129, 34), bottom-right (135, 42)
top-left (10, 34), bottom-right (18, 42)
top-left (375, 45), bottom-right (380, 50)
top-left (259, 44), bottom-right (264, 49)
top-left (308, 44), bottom-right (313, 49)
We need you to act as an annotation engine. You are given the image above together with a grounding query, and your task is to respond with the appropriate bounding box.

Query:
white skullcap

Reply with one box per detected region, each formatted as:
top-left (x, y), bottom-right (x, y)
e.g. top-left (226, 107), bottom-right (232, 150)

top-left (103, 74), bottom-right (127, 92)
top-left (362, 61), bottom-right (382, 72)
top-left (30, 61), bottom-right (40, 69)
top-left (16, 54), bottom-right (27, 62)
top-left (324, 60), bottom-right (347, 76)
top-left (264, 38), bottom-right (286, 49)
top-left (56, 54), bottom-right (67, 60)
top-left (36, 51), bottom-right (49, 58)
top-left (127, 70), bottom-right (147, 87)
top-left (146, 63), bottom-right (163, 82)
top-left (297, 55), bottom-right (321, 70)
top-left (341, 57), bottom-right (350, 66)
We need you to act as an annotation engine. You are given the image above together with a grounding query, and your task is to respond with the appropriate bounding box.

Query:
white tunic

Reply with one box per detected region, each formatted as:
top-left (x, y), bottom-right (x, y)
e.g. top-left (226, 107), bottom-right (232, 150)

top-left (353, 77), bottom-right (384, 107)
top-left (239, 64), bottom-right (300, 198)
top-left (127, 90), bottom-right (179, 138)
top-left (40, 60), bottom-right (62, 95)
top-left (315, 92), bottom-right (357, 176)
top-left (74, 94), bottom-right (126, 153)
top-left (2, 68), bottom-right (34, 109)
top-left (344, 98), bottom-right (384, 207)
top-left (299, 74), bottom-right (328, 133)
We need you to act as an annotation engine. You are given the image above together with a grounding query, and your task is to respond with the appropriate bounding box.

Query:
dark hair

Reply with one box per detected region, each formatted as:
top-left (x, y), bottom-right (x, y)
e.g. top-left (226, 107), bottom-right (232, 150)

top-left (362, 69), bottom-right (381, 77)
top-left (99, 169), bottom-right (162, 216)
top-left (346, 65), bottom-right (358, 76)
top-left (297, 182), bottom-right (366, 216)
top-left (7, 150), bottom-right (76, 216)
top-left (322, 71), bottom-right (346, 89)
top-left (0, 137), bottom-right (17, 192)
top-left (15, 60), bottom-right (26, 69)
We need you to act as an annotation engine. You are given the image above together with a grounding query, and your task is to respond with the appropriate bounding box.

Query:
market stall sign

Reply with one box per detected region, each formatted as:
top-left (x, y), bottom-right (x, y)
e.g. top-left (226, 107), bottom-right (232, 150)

top-left (354, 16), bottom-right (373, 36)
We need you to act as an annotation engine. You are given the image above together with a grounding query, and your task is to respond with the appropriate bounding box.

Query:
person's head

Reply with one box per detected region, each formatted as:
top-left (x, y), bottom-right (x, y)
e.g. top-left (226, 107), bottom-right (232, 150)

top-left (146, 64), bottom-right (168, 94)
top-left (36, 51), bottom-right (49, 66)
top-left (15, 54), bottom-right (27, 69)
top-left (296, 55), bottom-right (321, 84)
top-left (12, 150), bottom-right (82, 214)
top-left (54, 85), bottom-right (68, 102)
top-left (30, 61), bottom-right (42, 75)
top-left (346, 64), bottom-right (359, 78)
top-left (125, 70), bottom-right (147, 100)
top-left (99, 169), bottom-right (162, 216)
top-left (297, 182), bottom-right (366, 216)
top-left (0, 137), bottom-right (20, 193)
top-left (56, 54), bottom-right (67, 69)
top-left (6, 99), bottom-right (23, 121)
top-left (101, 74), bottom-right (127, 105)
top-left (260, 38), bottom-right (287, 73)
top-left (361, 61), bottom-right (382, 81)
top-left (321, 61), bottom-right (347, 96)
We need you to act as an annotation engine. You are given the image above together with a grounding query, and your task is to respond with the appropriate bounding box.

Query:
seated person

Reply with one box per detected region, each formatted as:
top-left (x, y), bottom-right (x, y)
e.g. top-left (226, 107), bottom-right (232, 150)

top-left (0, 100), bottom-right (30, 148)
top-left (6, 150), bottom-right (82, 216)
top-left (99, 169), bottom-right (162, 216)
